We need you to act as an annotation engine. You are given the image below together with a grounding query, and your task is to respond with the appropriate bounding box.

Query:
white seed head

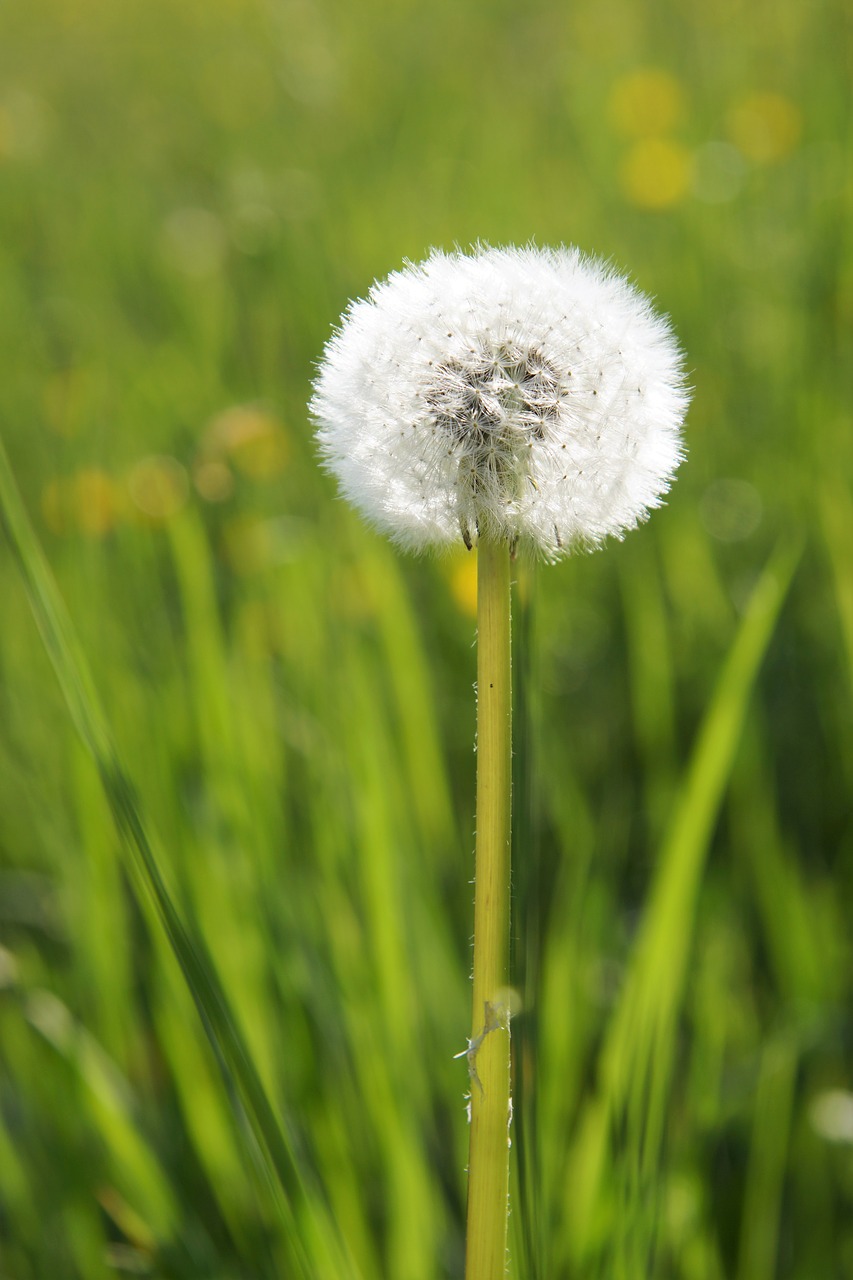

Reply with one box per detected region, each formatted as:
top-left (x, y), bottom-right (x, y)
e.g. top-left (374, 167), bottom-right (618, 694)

top-left (311, 244), bottom-right (689, 559)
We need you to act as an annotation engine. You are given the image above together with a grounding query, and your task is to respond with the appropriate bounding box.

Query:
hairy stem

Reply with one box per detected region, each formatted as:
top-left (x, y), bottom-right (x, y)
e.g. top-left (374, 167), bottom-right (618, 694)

top-left (465, 537), bottom-right (512, 1280)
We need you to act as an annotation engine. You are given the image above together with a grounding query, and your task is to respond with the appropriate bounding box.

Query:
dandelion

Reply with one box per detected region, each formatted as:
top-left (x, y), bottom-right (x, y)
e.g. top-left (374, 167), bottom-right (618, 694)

top-left (312, 244), bottom-right (687, 560)
top-left (311, 244), bottom-right (689, 1280)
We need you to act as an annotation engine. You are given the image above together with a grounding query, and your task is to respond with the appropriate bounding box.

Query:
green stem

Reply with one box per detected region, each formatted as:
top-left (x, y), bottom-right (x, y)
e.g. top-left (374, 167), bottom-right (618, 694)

top-left (465, 537), bottom-right (512, 1280)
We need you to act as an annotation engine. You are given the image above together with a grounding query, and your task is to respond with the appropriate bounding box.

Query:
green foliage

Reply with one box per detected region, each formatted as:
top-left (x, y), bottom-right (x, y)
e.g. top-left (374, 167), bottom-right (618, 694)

top-left (1, 0), bottom-right (851, 1276)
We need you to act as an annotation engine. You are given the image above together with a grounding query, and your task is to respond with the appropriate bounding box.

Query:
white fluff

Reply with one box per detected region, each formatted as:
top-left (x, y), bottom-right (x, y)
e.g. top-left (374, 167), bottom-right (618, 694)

top-left (311, 244), bottom-right (689, 559)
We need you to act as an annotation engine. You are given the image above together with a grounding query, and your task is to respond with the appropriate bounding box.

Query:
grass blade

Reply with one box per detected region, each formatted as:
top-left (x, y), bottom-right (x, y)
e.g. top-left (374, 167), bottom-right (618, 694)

top-left (564, 535), bottom-right (801, 1264)
top-left (0, 435), bottom-right (358, 1280)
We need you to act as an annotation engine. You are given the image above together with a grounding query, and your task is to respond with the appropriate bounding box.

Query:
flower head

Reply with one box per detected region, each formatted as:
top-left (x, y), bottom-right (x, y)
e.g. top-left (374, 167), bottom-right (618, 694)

top-left (311, 244), bottom-right (688, 558)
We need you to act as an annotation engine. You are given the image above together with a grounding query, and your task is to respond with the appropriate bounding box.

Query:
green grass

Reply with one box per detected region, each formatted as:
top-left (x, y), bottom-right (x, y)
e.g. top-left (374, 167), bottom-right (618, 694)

top-left (1, 0), bottom-right (852, 1275)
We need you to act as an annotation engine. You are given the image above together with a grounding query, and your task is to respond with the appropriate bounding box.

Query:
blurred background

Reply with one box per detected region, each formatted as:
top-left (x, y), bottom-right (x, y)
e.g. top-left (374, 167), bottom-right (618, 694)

top-left (1, 0), bottom-right (851, 1276)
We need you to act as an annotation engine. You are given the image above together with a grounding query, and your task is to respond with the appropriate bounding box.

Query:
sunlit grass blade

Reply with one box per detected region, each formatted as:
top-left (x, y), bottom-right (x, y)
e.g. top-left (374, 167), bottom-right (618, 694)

top-left (564, 535), bottom-right (801, 1265)
top-left (0, 435), bottom-right (358, 1280)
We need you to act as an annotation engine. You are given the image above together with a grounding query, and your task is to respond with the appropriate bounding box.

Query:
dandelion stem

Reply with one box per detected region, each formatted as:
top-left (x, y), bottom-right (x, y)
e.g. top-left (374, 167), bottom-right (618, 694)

top-left (465, 537), bottom-right (512, 1280)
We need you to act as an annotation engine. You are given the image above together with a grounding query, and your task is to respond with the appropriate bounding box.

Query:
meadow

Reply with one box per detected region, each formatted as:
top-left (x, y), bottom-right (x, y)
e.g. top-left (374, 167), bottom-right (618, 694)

top-left (1, 0), bottom-right (851, 1276)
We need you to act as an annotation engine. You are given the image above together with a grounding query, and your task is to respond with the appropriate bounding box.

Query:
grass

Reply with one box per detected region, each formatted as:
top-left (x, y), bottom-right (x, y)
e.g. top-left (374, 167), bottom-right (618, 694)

top-left (1, 0), bottom-right (852, 1275)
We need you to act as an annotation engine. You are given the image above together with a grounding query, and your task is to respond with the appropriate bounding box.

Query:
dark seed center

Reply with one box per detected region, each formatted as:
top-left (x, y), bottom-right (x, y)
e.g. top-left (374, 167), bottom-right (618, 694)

top-left (426, 342), bottom-right (563, 447)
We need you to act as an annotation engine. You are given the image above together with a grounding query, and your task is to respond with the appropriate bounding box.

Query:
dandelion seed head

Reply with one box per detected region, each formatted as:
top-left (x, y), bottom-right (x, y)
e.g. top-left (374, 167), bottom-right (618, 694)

top-left (311, 244), bottom-right (688, 558)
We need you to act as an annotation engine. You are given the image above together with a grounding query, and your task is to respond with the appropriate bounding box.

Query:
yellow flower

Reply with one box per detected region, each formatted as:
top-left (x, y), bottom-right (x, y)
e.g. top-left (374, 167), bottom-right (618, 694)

top-left (727, 92), bottom-right (801, 164)
top-left (447, 554), bottom-right (478, 618)
top-left (41, 469), bottom-right (120, 537)
top-left (609, 69), bottom-right (684, 138)
top-left (73, 469), bottom-right (122, 536)
top-left (620, 138), bottom-right (693, 208)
